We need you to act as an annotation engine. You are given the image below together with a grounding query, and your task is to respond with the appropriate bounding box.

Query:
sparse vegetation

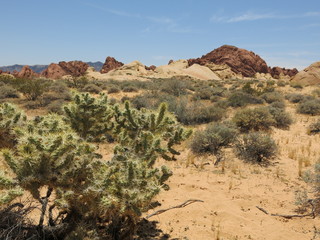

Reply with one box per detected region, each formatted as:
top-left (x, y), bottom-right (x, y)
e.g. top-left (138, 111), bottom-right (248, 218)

top-left (307, 119), bottom-right (320, 135)
top-left (232, 107), bottom-right (275, 132)
top-left (297, 99), bottom-right (320, 115)
top-left (235, 132), bottom-right (277, 163)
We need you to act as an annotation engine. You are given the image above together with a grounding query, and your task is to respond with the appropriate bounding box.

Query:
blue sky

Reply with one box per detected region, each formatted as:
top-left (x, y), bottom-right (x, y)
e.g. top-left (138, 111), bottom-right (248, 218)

top-left (1, 0), bottom-right (319, 70)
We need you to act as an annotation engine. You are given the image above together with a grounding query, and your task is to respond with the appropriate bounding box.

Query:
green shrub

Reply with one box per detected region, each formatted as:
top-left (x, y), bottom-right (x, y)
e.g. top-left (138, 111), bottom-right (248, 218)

top-left (82, 83), bottom-right (103, 94)
top-left (235, 132), bottom-right (277, 163)
top-left (17, 78), bottom-right (51, 101)
top-left (297, 99), bottom-right (320, 115)
top-left (158, 78), bottom-right (190, 96)
top-left (174, 100), bottom-right (225, 125)
top-left (122, 86), bottom-right (138, 92)
top-left (286, 93), bottom-right (308, 103)
top-left (193, 88), bottom-right (213, 100)
top-left (270, 101), bottom-right (286, 109)
top-left (190, 122), bottom-right (238, 155)
top-left (277, 80), bottom-right (287, 87)
top-left (233, 107), bottom-right (275, 132)
top-left (268, 106), bottom-right (293, 129)
top-left (0, 84), bottom-right (19, 99)
top-left (261, 91), bottom-right (284, 103)
top-left (290, 82), bottom-right (303, 89)
top-left (228, 91), bottom-right (264, 108)
top-left (107, 86), bottom-right (121, 94)
top-left (307, 119), bottom-right (320, 135)
top-left (65, 76), bottom-right (89, 88)
top-left (41, 85), bottom-right (71, 106)
top-left (47, 99), bottom-right (65, 114)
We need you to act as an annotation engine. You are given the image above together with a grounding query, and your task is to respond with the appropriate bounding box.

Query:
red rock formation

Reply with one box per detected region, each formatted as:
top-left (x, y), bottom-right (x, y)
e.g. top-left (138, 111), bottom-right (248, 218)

top-left (41, 63), bottom-right (67, 79)
top-left (100, 57), bottom-right (124, 74)
top-left (168, 59), bottom-right (174, 65)
top-left (269, 66), bottom-right (298, 78)
top-left (41, 61), bottom-right (89, 79)
top-left (13, 65), bottom-right (39, 79)
top-left (145, 65), bottom-right (156, 71)
top-left (188, 45), bottom-right (269, 77)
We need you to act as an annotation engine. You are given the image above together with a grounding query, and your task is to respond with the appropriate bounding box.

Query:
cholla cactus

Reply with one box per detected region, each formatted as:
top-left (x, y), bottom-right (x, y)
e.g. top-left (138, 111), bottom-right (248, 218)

top-left (0, 103), bottom-right (26, 149)
top-left (98, 102), bottom-right (192, 222)
top-left (64, 92), bottom-right (113, 141)
top-left (113, 101), bottom-right (192, 164)
top-left (0, 95), bottom-right (192, 239)
top-left (2, 114), bottom-right (102, 219)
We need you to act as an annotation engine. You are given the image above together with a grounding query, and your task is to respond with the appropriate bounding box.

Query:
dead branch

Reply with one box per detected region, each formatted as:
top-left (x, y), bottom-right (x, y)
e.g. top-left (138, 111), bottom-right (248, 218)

top-left (145, 199), bottom-right (204, 219)
top-left (256, 200), bottom-right (316, 219)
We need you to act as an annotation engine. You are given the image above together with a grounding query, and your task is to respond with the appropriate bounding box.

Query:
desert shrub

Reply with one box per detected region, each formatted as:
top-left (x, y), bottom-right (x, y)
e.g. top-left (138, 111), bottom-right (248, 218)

top-left (107, 86), bottom-right (121, 94)
top-left (261, 91), bottom-right (284, 103)
top-left (17, 78), bottom-right (51, 101)
top-left (297, 99), bottom-right (320, 115)
top-left (307, 119), bottom-right (320, 135)
top-left (277, 80), bottom-right (287, 87)
top-left (122, 86), bottom-right (138, 92)
top-left (0, 103), bottom-right (26, 149)
top-left (235, 132), bottom-right (277, 163)
top-left (270, 101), bottom-right (286, 109)
top-left (233, 107), bottom-right (275, 132)
top-left (210, 95), bottom-right (221, 102)
top-left (65, 76), bottom-right (89, 88)
top-left (285, 93), bottom-right (307, 103)
top-left (41, 83), bottom-right (71, 106)
top-left (190, 122), bottom-right (238, 156)
top-left (299, 162), bottom-right (320, 216)
top-left (64, 93), bottom-right (113, 141)
top-left (193, 88), bottom-right (213, 100)
top-left (290, 82), bottom-right (303, 89)
top-left (312, 88), bottom-right (320, 98)
top-left (257, 82), bottom-right (264, 88)
top-left (174, 100), bottom-right (225, 125)
top-left (23, 101), bottom-right (41, 109)
top-left (268, 106), bottom-right (293, 129)
top-left (47, 99), bottom-right (65, 114)
top-left (0, 74), bottom-right (15, 85)
top-left (228, 91), bottom-right (264, 108)
top-left (82, 83), bottom-right (103, 94)
top-left (159, 78), bottom-right (189, 96)
top-left (0, 84), bottom-right (19, 99)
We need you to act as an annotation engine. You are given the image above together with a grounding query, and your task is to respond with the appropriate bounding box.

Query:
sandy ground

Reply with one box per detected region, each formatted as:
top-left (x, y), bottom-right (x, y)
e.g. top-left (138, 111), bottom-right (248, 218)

top-left (139, 90), bottom-right (320, 240)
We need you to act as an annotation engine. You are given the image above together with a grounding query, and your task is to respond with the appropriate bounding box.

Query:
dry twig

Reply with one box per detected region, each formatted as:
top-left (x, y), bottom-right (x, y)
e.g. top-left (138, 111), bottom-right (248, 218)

top-left (146, 199), bottom-right (204, 219)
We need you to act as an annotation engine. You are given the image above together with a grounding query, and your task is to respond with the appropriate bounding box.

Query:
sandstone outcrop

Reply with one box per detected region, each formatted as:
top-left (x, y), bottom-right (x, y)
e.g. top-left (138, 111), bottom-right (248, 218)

top-left (13, 65), bottom-right (39, 79)
top-left (100, 57), bottom-right (124, 74)
top-left (269, 66), bottom-right (298, 79)
top-left (145, 65), bottom-right (156, 71)
top-left (188, 45), bottom-right (269, 77)
top-left (291, 62), bottom-right (320, 85)
top-left (41, 61), bottom-right (89, 79)
top-left (205, 63), bottom-right (242, 79)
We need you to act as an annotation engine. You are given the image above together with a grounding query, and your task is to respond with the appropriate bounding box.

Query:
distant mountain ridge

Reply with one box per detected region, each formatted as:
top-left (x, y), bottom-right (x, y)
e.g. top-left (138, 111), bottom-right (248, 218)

top-left (0, 61), bottom-right (104, 73)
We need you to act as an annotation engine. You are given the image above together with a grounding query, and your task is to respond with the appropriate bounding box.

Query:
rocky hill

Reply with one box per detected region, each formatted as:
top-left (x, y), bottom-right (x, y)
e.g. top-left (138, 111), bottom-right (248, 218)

top-left (0, 62), bottom-right (103, 73)
top-left (188, 45), bottom-right (298, 78)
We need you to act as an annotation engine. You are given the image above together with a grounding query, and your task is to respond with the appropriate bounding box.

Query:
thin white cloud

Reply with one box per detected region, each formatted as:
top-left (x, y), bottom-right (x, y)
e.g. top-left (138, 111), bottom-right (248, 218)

top-left (211, 11), bottom-right (320, 23)
top-left (83, 2), bottom-right (193, 34)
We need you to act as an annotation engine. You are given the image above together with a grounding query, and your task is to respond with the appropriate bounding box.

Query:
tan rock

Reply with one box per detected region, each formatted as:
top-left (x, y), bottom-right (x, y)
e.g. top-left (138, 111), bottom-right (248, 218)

top-left (291, 62), bottom-right (320, 85)
top-left (205, 63), bottom-right (242, 79)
